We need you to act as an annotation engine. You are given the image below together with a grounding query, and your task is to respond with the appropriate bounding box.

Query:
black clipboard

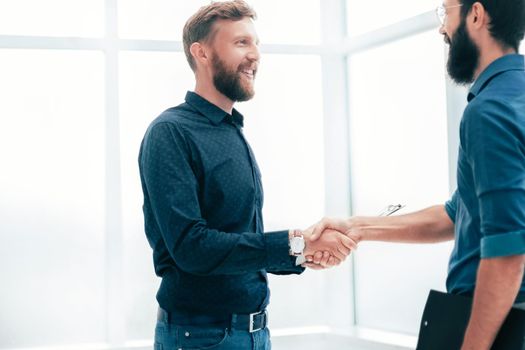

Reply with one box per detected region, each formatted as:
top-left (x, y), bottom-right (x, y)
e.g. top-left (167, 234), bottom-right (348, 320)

top-left (416, 290), bottom-right (525, 350)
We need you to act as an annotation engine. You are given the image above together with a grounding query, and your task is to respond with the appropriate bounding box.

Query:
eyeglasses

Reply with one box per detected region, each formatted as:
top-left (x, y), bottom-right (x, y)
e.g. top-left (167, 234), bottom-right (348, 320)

top-left (435, 3), bottom-right (463, 25)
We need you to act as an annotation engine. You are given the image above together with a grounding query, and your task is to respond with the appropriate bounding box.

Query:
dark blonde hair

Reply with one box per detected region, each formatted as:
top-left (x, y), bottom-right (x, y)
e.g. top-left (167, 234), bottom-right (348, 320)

top-left (183, 0), bottom-right (257, 71)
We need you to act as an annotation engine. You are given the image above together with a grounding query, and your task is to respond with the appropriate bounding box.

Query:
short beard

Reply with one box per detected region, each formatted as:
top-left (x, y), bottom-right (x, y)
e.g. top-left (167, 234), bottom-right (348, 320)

top-left (211, 54), bottom-right (254, 102)
top-left (446, 18), bottom-right (480, 85)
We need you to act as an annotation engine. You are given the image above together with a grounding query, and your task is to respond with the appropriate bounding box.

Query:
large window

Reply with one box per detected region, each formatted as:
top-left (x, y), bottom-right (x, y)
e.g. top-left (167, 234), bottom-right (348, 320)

top-left (248, 0), bottom-right (321, 44)
top-left (3, 0), bottom-right (517, 348)
top-left (0, 49), bottom-right (105, 347)
top-left (348, 30), bottom-right (452, 334)
top-left (0, 0), bottom-right (104, 37)
top-left (346, 0), bottom-right (436, 36)
top-left (118, 1), bottom-right (207, 41)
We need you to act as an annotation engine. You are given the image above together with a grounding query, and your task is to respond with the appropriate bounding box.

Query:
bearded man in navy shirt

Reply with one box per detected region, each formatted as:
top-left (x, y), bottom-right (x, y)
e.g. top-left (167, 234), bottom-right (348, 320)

top-left (138, 1), bottom-right (355, 349)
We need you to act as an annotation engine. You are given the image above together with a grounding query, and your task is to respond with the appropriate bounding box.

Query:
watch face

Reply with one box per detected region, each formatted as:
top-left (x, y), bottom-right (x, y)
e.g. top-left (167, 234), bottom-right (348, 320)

top-left (291, 236), bottom-right (305, 253)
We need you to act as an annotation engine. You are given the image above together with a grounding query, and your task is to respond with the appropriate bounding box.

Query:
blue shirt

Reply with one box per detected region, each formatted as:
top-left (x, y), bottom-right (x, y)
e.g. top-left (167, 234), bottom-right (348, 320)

top-left (139, 91), bottom-right (303, 317)
top-left (445, 54), bottom-right (525, 297)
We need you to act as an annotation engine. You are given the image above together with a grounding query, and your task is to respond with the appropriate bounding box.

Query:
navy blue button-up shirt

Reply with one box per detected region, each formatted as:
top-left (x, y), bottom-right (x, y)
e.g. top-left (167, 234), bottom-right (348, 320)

top-left (445, 54), bottom-right (525, 297)
top-left (139, 91), bottom-right (303, 317)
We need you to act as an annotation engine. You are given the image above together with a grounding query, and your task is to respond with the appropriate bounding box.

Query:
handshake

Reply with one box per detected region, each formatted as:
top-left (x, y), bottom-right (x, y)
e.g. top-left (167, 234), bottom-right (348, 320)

top-left (292, 217), bottom-right (362, 270)
top-left (291, 205), bottom-right (404, 269)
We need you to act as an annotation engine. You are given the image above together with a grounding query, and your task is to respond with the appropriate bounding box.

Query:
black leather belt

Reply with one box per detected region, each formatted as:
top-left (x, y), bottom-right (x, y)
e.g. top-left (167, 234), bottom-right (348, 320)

top-left (157, 308), bottom-right (268, 333)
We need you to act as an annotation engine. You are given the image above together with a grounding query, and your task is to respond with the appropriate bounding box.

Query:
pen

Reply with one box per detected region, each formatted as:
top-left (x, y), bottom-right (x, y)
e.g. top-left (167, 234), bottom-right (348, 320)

top-left (378, 204), bottom-right (405, 217)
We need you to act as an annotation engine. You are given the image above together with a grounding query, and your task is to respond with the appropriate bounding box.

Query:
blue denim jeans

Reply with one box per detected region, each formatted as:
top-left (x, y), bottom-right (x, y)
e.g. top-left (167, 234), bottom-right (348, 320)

top-left (154, 319), bottom-right (271, 350)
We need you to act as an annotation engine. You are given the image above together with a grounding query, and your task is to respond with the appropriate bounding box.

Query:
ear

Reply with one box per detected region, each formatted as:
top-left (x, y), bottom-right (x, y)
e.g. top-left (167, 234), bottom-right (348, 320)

top-left (469, 2), bottom-right (486, 30)
top-left (189, 42), bottom-right (210, 69)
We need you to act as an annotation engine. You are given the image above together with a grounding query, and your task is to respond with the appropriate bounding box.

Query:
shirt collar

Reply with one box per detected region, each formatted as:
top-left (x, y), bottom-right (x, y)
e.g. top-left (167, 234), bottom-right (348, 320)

top-left (185, 91), bottom-right (244, 127)
top-left (468, 54), bottom-right (525, 101)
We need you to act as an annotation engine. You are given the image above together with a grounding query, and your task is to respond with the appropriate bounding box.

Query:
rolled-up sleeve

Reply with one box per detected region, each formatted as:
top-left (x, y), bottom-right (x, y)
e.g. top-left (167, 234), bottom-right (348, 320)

top-left (478, 190), bottom-right (525, 257)
top-left (445, 191), bottom-right (458, 223)
top-left (463, 99), bottom-right (525, 258)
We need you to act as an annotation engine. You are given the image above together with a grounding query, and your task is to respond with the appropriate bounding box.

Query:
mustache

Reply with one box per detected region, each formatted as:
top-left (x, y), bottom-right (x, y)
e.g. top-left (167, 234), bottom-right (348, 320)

top-left (443, 34), bottom-right (451, 45)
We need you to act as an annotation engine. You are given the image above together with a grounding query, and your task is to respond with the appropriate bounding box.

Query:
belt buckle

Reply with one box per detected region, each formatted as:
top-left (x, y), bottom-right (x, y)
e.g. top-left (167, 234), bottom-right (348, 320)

top-left (249, 310), bottom-right (267, 333)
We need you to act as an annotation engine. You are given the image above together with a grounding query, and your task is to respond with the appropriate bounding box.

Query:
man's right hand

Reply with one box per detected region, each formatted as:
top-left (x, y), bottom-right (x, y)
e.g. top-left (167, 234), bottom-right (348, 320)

top-left (301, 228), bottom-right (357, 268)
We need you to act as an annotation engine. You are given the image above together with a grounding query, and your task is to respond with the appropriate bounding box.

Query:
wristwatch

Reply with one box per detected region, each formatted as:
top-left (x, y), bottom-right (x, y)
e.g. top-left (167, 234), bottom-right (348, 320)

top-left (289, 229), bottom-right (305, 256)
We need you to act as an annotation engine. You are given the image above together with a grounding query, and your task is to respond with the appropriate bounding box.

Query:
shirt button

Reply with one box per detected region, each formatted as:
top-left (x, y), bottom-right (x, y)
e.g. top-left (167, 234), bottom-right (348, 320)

top-left (185, 331), bottom-right (190, 337)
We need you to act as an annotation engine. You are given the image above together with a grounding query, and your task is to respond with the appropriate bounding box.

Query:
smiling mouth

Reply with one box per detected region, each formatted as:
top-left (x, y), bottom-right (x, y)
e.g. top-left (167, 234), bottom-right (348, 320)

top-left (240, 68), bottom-right (256, 80)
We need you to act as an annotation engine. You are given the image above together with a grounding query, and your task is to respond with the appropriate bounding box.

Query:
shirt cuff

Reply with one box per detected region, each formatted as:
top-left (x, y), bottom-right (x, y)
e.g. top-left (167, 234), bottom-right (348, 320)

top-left (264, 230), bottom-right (297, 270)
top-left (480, 230), bottom-right (525, 258)
top-left (444, 200), bottom-right (456, 223)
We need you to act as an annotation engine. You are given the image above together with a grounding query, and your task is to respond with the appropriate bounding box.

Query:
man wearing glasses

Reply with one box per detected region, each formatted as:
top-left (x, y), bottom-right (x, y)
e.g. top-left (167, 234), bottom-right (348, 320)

top-left (309, 0), bottom-right (525, 349)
